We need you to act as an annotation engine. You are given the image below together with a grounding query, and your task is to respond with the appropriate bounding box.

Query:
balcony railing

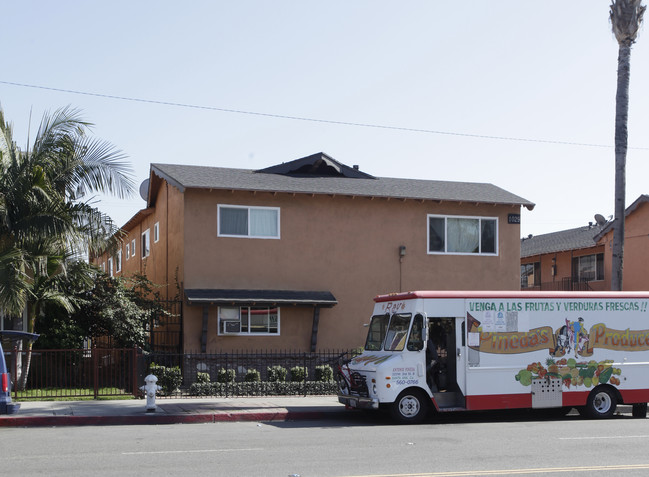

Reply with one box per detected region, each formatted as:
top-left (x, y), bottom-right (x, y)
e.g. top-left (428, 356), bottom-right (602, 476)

top-left (521, 277), bottom-right (594, 291)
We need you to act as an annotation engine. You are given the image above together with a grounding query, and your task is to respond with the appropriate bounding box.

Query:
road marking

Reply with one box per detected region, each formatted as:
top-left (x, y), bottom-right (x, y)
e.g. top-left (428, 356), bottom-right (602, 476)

top-left (342, 463), bottom-right (649, 476)
top-left (559, 435), bottom-right (649, 440)
top-left (122, 448), bottom-right (263, 455)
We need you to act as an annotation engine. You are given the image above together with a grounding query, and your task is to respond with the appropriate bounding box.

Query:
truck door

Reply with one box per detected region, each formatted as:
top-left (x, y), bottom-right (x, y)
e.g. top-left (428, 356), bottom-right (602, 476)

top-left (455, 317), bottom-right (467, 396)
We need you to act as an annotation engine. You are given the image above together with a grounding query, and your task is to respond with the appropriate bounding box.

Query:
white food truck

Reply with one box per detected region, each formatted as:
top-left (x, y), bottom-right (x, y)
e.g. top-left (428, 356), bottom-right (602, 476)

top-left (337, 291), bottom-right (649, 423)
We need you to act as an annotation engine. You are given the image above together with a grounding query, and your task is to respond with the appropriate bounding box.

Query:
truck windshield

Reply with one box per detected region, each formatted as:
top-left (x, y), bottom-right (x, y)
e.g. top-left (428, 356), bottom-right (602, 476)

top-left (384, 313), bottom-right (412, 351)
top-left (365, 314), bottom-right (389, 351)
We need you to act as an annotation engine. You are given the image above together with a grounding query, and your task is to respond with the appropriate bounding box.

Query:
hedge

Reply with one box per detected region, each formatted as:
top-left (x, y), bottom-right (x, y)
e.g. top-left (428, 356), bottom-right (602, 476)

top-left (188, 381), bottom-right (337, 397)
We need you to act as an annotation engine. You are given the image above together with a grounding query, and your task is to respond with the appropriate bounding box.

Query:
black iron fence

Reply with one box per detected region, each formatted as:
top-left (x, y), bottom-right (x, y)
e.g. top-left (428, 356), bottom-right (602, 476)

top-left (5, 347), bottom-right (356, 400)
top-left (149, 300), bottom-right (183, 354)
top-left (522, 278), bottom-right (594, 292)
top-left (6, 347), bottom-right (140, 400)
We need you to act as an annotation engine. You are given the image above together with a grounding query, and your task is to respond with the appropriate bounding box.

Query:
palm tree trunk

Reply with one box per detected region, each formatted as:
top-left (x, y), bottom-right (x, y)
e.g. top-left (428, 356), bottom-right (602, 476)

top-left (18, 313), bottom-right (37, 391)
top-left (18, 341), bottom-right (34, 391)
top-left (611, 43), bottom-right (632, 291)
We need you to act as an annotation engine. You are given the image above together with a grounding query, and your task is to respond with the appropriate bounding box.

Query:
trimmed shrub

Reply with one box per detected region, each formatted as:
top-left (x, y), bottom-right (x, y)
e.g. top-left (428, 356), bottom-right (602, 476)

top-left (314, 365), bottom-right (333, 382)
top-left (267, 365), bottom-right (287, 382)
top-left (290, 366), bottom-right (308, 382)
top-left (196, 372), bottom-right (211, 384)
top-left (244, 368), bottom-right (261, 382)
top-left (149, 363), bottom-right (182, 395)
top-left (188, 381), bottom-right (337, 397)
top-left (216, 368), bottom-right (236, 383)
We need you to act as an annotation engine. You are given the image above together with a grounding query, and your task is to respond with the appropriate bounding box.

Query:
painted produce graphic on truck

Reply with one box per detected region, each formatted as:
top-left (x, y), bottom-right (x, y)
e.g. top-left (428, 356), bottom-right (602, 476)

top-left (467, 312), bottom-right (640, 389)
top-left (515, 358), bottom-right (622, 389)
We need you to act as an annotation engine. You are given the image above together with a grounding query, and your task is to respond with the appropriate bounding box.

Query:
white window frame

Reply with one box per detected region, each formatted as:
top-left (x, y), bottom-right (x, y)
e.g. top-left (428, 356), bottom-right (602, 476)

top-left (115, 250), bottom-right (122, 273)
top-left (217, 204), bottom-right (280, 239)
top-left (427, 214), bottom-right (498, 256)
top-left (218, 306), bottom-right (280, 335)
top-left (108, 257), bottom-right (114, 277)
top-left (154, 222), bottom-right (160, 243)
top-left (125, 242), bottom-right (130, 260)
top-left (573, 253), bottom-right (604, 282)
top-left (131, 239), bottom-right (136, 258)
top-left (142, 229), bottom-right (150, 258)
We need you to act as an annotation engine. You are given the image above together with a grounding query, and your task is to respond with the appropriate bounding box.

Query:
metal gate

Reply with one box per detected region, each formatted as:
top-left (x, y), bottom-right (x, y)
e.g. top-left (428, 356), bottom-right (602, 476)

top-left (149, 300), bottom-right (183, 354)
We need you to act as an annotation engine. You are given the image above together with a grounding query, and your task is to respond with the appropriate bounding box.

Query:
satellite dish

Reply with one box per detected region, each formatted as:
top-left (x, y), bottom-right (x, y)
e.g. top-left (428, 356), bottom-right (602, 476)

top-left (139, 179), bottom-right (150, 202)
top-left (594, 214), bottom-right (606, 226)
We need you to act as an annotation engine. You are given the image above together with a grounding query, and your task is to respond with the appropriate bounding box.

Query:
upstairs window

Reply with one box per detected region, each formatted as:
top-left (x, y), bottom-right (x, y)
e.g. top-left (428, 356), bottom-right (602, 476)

top-left (521, 262), bottom-right (540, 288)
top-left (125, 242), bottom-right (130, 260)
top-left (142, 229), bottom-right (150, 258)
top-left (428, 215), bottom-right (498, 255)
top-left (107, 258), bottom-right (113, 277)
top-left (218, 205), bottom-right (280, 239)
top-left (115, 250), bottom-right (122, 273)
top-left (154, 222), bottom-right (160, 243)
top-left (573, 253), bottom-right (604, 282)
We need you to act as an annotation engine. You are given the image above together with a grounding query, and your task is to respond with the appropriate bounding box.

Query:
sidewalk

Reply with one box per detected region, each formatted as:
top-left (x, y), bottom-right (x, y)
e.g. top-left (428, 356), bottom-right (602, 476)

top-left (0, 396), bottom-right (350, 427)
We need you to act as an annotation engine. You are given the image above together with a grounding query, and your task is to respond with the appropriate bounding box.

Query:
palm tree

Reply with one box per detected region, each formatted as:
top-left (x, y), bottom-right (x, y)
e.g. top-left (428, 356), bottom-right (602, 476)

top-left (0, 106), bottom-right (135, 387)
top-left (610, 0), bottom-right (646, 291)
top-left (0, 106), bottom-right (134, 312)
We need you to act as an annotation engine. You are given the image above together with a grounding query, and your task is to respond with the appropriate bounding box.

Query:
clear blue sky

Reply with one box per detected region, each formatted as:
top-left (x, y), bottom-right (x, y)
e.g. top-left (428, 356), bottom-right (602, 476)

top-left (2, 1), bottom-right (648, 238)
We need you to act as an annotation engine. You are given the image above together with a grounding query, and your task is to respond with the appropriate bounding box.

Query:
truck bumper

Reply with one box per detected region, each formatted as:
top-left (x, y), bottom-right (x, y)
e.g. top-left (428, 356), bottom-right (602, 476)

top-left (338, 394), bottom-right (379, 410)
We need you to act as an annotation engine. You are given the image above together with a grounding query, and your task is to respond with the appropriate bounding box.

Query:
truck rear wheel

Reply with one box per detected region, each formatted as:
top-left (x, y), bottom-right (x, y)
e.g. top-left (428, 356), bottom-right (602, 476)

top-left (585, 387), bottom-right (617, 419)
top-left (391, 389), bottom-right (430, 424)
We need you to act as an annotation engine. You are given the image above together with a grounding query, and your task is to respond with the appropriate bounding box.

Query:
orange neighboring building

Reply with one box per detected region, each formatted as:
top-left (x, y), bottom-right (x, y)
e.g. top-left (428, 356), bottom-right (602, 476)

top-left (521, 195), bottom-right (649, 292)
top-left (94, 152), bottom-right (534, 352)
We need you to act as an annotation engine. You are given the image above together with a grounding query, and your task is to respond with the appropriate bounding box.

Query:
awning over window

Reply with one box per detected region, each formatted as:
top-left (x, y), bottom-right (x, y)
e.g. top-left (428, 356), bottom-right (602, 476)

top-left (184, 289), bottom-right (337, 307)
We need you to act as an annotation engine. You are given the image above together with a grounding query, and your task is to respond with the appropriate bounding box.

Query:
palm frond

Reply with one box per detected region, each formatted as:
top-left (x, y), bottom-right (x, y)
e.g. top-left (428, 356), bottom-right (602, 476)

top-left (611, 0), bottom-right (647, 46)
top-left (0, 246), bottom-right (30, 316)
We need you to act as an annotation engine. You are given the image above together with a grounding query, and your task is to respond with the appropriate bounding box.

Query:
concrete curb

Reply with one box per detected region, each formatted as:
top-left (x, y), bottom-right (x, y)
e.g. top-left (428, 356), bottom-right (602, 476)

top-left (0, 409), bottom-right (346, 427)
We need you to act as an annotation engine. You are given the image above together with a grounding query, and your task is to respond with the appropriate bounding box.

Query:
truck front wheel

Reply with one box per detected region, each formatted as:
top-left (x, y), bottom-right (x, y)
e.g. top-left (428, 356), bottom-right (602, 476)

top-left (391, 389), bottom-right (430, 424)
top-left (585, 387), bottom-right (617, 419)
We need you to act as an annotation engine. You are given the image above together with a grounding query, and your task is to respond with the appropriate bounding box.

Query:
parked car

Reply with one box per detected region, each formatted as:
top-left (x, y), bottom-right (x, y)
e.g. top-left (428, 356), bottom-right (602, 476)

top-left (0, 331), bottom-right (39, 414)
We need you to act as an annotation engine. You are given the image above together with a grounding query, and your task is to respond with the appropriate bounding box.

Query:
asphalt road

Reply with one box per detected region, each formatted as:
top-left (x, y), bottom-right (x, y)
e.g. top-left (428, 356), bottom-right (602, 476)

top-left (2, 410), bottom-right (649, 476)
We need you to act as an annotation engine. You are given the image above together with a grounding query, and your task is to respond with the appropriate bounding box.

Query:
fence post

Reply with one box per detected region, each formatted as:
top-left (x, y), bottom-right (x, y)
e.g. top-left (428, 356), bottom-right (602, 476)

top-left (132, 346), bottom-right (138, 397)
top-left (12, 345), bottom-right (18, 401)
top-left (225, 353), bottom-right (229, 398)
top-left (303, 352), bottom-right (307, 397)
top-left (93, 345), bottom-right (99, 399)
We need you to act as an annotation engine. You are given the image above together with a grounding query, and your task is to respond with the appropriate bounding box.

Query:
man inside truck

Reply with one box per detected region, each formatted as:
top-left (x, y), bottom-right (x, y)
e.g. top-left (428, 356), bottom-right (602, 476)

top-left (427, 327), bottom-right (440, 392)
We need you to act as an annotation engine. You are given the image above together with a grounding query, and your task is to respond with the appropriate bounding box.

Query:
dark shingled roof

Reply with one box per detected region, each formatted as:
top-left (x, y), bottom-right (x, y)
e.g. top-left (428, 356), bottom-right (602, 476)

top-left (185, 289), bottom-right (337, 307)
top-left (520, 225), bottom-right (603, 258)
top-left (521, 195), bottom-right (649, 258)
top-left (150, 155), bottom-right (534, 209)
top-left (594, 195), bottom-right (649, 241)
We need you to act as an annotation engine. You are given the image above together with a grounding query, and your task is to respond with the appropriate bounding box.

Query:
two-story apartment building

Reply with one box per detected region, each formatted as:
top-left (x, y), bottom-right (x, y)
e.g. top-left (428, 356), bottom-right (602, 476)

top-left (96, 152), bottom-right (534, 352)
top-left (521, 195), bottom-right (649, 291)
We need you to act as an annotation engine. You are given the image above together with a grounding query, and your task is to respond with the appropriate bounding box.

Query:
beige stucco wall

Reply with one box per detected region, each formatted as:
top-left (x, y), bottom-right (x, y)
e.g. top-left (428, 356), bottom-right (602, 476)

top-left (180, 188), bottom-right (523, 351)
top-left (94, 181), bottom-right (185, 301)
top-left (598, 202), bottom-right (649, 291)
top-left (521, 244), bottom-right (607, 292)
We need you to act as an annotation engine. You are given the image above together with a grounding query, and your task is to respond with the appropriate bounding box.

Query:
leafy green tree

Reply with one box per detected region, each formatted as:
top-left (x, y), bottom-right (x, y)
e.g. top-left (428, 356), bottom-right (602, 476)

top-left (0, 106), bottom-right (135, 386)
top-left (74, 273), bottom-right (171, 349)
top-left (36, 270), bottom-right (172, 351)
top-left (610, 1), bottom-right (646, 290)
